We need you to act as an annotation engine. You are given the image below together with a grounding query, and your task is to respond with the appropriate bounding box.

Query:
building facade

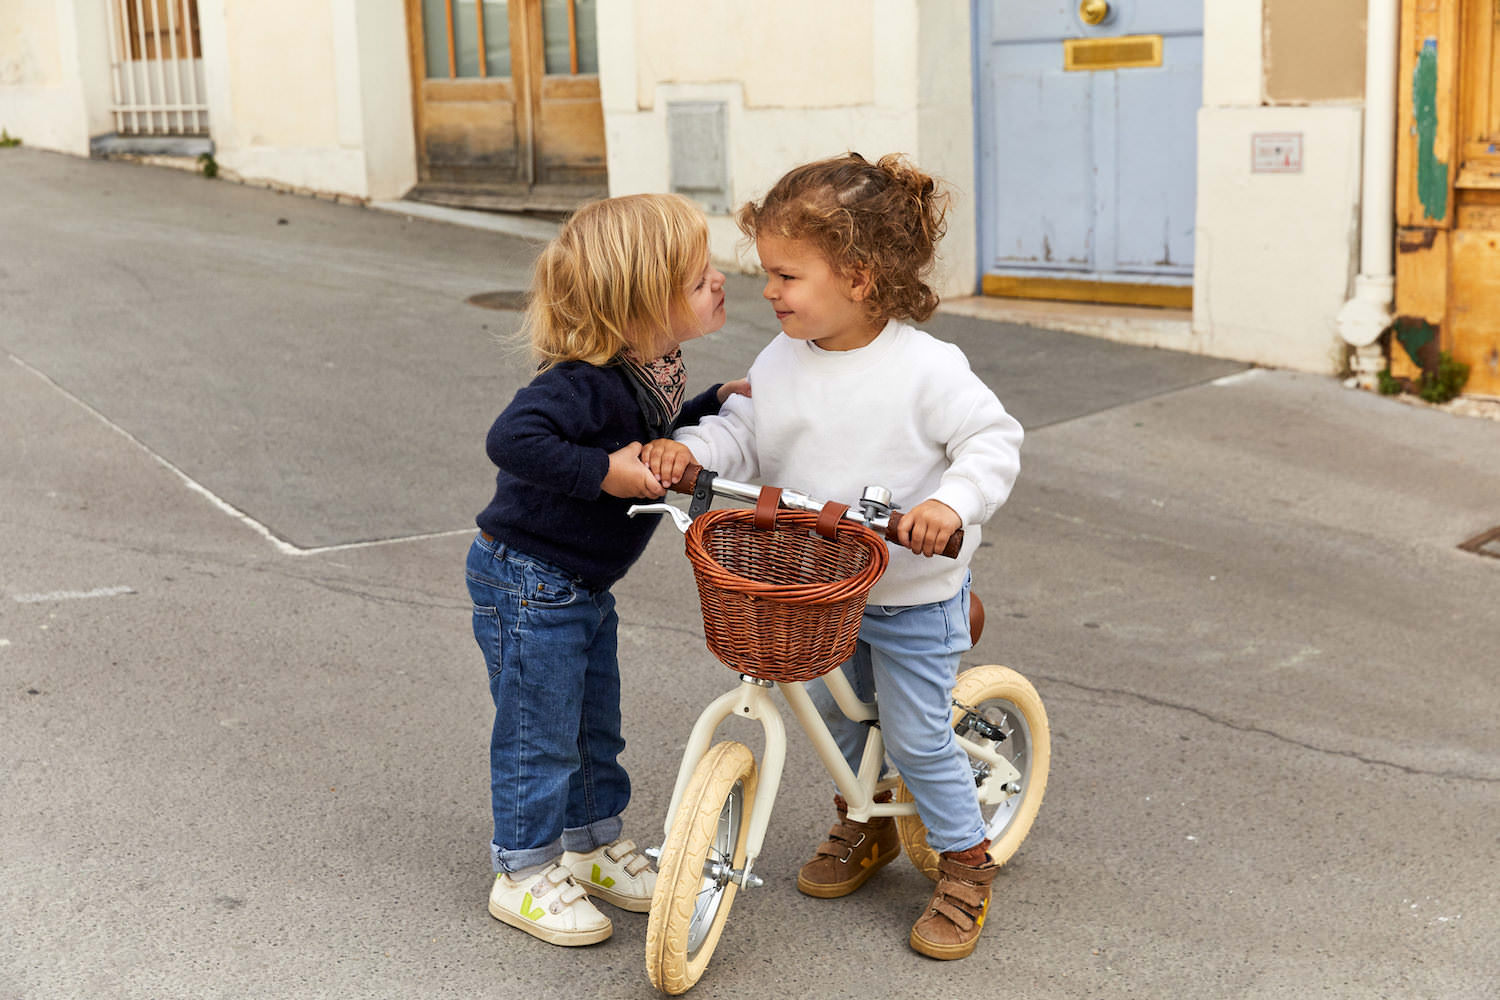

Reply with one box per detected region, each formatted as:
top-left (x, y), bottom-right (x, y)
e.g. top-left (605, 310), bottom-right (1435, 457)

top-left (3, 1), bottom-right (1492, 392)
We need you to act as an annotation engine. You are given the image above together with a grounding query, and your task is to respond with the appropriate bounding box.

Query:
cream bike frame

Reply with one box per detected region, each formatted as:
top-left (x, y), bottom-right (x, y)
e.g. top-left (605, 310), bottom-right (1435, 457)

top-left (628, 469), bottom-right (1049, 995)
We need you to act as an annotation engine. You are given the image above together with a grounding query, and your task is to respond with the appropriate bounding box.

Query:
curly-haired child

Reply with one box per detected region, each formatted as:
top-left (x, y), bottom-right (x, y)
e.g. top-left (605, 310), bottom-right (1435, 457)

top-left (643, 153), bottom-right (1023, 960)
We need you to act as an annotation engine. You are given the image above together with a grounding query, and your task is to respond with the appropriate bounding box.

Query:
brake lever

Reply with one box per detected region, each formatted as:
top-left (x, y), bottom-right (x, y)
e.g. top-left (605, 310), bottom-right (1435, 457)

top-left (626, 502), bottom-right (693, 534)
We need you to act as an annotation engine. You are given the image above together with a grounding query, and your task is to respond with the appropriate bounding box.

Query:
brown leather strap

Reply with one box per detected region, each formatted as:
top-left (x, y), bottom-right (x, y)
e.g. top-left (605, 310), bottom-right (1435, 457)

top-left (815, 501), bottom-right (849, 539)
top-left (670, 461), bottom-right (702, 495)
top-left (754, 486), bottom-right (782, 530)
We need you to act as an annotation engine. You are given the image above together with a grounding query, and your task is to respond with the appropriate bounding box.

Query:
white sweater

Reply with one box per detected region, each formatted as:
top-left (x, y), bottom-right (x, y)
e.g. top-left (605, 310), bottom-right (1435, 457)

top-left (674, 320), bottom-right (1023, 606)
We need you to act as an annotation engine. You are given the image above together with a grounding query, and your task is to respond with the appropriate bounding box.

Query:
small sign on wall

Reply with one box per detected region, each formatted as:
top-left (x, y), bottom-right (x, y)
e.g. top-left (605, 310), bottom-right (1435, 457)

top-left (1252, 132), bottom-right (1303, 173)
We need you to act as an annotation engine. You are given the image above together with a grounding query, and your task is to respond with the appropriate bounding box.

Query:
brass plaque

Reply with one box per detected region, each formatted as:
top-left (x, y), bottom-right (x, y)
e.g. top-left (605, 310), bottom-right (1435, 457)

top-left (1064, 35), bottom-right (1163, 72)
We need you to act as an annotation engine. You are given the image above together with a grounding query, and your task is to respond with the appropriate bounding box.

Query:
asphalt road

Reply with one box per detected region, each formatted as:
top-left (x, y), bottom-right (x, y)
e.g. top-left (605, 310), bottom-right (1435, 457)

top-left (4, 147), bottom-right (1499, 999)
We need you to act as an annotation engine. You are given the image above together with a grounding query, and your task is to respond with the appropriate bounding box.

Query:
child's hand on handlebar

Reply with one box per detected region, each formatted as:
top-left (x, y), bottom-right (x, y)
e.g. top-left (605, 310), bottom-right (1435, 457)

top-left (897, 499), bottom-right (962, 558)
top-left (602, 442), bottom-right (667, 499)
top-left (641, 438), bottom-right (696, 490)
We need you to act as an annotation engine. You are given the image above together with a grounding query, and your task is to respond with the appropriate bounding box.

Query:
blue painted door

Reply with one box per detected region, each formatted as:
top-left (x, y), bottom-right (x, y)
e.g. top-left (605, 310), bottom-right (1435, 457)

top-left (975, 0), bottom-right (1202, 286)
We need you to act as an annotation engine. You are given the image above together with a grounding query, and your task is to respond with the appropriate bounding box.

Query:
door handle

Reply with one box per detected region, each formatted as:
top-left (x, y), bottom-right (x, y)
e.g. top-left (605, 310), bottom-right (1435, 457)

top-left (1079, 0), bottom-right (1110, 26)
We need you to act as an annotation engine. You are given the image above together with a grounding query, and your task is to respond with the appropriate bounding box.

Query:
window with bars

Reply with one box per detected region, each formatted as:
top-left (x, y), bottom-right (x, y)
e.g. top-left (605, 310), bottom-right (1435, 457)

top-left (105, 0), bottom-right (208, 135)
top-left (122, 0), bottom-right (202, 60)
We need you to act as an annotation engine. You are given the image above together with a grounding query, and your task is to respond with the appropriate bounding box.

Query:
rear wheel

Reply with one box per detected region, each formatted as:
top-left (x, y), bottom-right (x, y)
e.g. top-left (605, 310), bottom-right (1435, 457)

top-left (645, 741), bottom-right (758, 995)
top-left (896, 664), bottom-right (1050, 879)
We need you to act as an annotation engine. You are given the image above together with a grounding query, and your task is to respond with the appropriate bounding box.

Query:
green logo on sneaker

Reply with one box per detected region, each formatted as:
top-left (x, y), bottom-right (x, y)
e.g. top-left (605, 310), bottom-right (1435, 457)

top-left (520, 892), bottom-right (545, 921)
top-left (590, 864), bottom-right (616, 889)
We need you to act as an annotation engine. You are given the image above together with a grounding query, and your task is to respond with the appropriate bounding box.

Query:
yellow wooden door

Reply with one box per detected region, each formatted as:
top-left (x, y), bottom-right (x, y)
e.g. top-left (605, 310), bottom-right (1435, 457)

top-left (1394, 0), bottom-right (1500, 395)
top-left (404, 0), bottom-right (606, 211)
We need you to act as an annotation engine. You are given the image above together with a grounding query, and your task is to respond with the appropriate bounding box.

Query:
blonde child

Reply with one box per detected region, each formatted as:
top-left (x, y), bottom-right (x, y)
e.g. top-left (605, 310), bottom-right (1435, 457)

top-left (643, 154), bottom-right (1023, 960)
top-left (468, 193), bottom-right (744, 947)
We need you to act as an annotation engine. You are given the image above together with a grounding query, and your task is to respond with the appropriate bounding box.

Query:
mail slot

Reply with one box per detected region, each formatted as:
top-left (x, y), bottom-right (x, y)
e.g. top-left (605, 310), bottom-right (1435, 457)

top-left (1064, 34), bottom-right (1163, 72)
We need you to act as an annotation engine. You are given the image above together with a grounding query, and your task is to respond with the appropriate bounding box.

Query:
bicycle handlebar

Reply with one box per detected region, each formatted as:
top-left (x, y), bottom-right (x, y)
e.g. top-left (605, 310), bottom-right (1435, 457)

top-left (667, 462), bottom-right (965, 560)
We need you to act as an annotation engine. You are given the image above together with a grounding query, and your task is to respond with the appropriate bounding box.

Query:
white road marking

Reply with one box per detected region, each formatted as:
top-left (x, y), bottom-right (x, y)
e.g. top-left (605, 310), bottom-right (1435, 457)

top-left (11, 355), bottom-right (472, 556)
top-left (1210, 369), bottom-right (1265, 387)
top-left (13, 585), bottom-right (136, 604)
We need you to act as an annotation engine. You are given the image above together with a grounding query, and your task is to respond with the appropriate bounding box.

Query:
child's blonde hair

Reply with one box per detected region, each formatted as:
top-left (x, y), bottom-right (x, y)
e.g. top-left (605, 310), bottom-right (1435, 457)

top-left (523, 193), bottom-right (710, 369)
top-left (737, 152), bottom-right (950, 323)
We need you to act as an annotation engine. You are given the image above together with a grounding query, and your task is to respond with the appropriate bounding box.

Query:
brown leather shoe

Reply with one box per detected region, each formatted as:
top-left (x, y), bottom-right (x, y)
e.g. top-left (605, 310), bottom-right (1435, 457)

top-left (796, 794), bottom-right (900, 899)
top-left (909, 842), bottom-right (998, 960)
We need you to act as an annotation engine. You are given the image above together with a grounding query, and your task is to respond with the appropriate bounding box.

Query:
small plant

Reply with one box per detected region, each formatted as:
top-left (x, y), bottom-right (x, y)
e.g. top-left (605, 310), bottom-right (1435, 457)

top-left (1376, 369), bottom-right (1404, 395)
top-left (1417, 350), bottom-right (1470, 404)
top-left (0, 129), bottom-right (21, 148)
top-left (198, 151), bottom-right (218, 178)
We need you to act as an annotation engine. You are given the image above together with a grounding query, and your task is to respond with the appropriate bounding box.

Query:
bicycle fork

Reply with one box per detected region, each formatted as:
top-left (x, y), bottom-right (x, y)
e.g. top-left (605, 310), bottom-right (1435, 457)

top-left (652, 675), bottom-right (788, 891)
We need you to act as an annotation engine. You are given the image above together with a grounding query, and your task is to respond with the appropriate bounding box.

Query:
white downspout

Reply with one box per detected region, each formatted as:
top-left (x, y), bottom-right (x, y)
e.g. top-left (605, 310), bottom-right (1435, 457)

top-left (1338, 0), bottom-right (1401, 388)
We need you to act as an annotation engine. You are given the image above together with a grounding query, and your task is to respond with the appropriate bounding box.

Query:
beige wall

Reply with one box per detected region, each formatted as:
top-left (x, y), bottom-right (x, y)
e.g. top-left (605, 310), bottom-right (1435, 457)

top-left (347, 0), bottom-right (419, 200)
top-left (633, 1), bottom-right (873, 110)
top-left (0, 0), bottom-right (64, 87)
top-left (0, 0), bottom-right (112, 154)
top-left (1194, 105), bottom-right (1364, 372)
top-left (603, 0), bottom-right (976, 297)
top-left (1263, 0), bottom-right (1366, 104)
top-left (199, 0), bottom-right (415, 200)
top-left (0, 0), bottom-right (416, 200)
top-left (1193, 2), bottom-right (1367, 374)
top-left (221, 0), bottom-right (341, 149)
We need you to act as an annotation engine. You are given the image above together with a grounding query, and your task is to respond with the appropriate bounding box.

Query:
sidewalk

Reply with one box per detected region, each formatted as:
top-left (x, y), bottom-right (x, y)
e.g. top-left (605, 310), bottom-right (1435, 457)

top-left (4, 146), bottom-right (1498, 1000)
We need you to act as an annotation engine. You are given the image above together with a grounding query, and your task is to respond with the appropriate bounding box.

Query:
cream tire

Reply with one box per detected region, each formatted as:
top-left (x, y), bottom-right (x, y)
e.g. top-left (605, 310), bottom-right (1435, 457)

top-left (896, 664), bottom-right (1050, 879)
top-left (645, 741), bottom-right (758, 995)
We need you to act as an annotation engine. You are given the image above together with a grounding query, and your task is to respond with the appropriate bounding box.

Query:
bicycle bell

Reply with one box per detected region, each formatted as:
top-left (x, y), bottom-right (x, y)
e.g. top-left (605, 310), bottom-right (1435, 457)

top-left (859, 485), bottom-right (896, 521)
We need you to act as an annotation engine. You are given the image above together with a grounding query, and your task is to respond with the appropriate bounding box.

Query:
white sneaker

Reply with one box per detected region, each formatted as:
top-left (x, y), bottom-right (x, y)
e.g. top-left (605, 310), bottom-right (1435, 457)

top-left (562, 838), bottom-right (657, 913)
top-left (488, 864), bottom-right (612, 946)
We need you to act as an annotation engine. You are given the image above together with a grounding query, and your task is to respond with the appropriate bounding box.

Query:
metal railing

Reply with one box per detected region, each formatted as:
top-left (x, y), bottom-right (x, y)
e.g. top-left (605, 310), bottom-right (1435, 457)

top-left (103, 0), bottom-right (209, 136)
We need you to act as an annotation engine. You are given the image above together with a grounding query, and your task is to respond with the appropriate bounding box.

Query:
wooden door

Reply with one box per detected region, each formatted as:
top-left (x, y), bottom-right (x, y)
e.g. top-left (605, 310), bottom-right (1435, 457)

top-left (975, 0), bottom-right (1201, 308)
top-left (1393, 0), bottom-right (1500, 395)
top-left (404, 0), bottom-right (606, 211)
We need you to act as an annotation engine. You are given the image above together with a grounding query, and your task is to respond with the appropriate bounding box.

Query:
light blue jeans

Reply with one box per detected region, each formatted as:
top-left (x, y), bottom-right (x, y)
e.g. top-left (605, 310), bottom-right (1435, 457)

top-left (467, 534), bottom-right (630, 874)
top-left (807, 576), bottom-right (984, 854)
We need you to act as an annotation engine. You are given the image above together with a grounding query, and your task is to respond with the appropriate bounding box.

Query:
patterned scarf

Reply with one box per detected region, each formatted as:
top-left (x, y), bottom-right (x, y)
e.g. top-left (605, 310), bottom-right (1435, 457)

top-left (619, 348), bottom-right (688, 438)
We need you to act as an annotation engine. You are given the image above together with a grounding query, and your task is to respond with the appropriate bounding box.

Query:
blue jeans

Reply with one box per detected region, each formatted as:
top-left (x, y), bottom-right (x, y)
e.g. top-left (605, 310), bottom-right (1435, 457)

top-left (466, 534), bottom-right (630, 874)
top-left (808, 576), bottom-right (984, 854)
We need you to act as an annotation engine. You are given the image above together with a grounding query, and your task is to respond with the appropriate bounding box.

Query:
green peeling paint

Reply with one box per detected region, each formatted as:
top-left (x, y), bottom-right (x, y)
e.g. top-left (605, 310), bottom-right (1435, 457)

top-left (1394, 317), bottom-right (1437, 367)
top-left (1413, 39), bottom-right (1448, 222)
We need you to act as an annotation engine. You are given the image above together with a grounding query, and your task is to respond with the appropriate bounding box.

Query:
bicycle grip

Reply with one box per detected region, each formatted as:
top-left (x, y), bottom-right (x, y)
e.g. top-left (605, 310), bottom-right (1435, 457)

top-left (668, 462), bottom-right (703, 495)
top-left (885, 511), bottom-right (965, 559)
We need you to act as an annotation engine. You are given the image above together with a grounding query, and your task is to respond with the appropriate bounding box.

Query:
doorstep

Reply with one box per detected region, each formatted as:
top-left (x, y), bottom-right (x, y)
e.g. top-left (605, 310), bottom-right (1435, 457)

top-left (939, 295), bottom-right (1193, 346)
top-left (90, 132), bottom-right (212, 160)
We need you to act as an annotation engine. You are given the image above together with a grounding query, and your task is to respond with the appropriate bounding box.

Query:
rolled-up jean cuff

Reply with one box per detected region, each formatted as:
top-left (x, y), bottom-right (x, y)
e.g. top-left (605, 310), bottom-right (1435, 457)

top-left (493, 838), bottom-right (562, 875)
top-left (560, 815), bottom-right (623, 854)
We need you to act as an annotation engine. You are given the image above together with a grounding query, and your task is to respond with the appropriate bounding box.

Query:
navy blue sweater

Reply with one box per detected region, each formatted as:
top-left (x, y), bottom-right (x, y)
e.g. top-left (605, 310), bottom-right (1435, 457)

top-left (475, 361), bottom-right (723, 590)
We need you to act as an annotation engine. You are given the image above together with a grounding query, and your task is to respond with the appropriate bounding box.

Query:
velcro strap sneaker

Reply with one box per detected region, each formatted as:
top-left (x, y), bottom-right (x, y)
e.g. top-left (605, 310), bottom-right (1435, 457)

top-left (562, 838), bottom-right (657, 912)
top-left (489, 863), bottom-right (612, 946)
top-left (796, 794), bottom-right (900, 899)
top-left (909, 848), bottom-right (999, 960)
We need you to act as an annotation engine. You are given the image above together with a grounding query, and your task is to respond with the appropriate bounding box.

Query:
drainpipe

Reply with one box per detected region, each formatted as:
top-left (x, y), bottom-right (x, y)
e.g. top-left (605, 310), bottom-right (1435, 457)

top-left (1337, 0), bottom-right (1400, 388)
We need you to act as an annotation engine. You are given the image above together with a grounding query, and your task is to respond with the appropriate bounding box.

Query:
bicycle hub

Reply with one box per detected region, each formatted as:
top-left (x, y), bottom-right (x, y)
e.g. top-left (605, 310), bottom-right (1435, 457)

top-left (957, 711), bottom-right (1008, 743)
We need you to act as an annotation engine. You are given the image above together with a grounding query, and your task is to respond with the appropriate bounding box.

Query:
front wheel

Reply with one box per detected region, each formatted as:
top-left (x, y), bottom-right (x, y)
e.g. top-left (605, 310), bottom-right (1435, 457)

top-left (896, 664), bottom-right (1050, 880)
top-left (646, 740), bottom-right (758, 996)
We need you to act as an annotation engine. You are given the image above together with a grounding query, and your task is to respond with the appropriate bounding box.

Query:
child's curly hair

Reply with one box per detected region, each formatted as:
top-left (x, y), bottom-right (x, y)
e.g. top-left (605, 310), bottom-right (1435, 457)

top-left (736, 152), bottom-right (950, 323)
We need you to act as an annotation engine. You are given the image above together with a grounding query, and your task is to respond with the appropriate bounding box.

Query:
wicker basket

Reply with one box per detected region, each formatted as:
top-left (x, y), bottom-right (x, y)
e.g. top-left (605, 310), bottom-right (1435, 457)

top-left (684, 507), bottom-right (889, 682)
